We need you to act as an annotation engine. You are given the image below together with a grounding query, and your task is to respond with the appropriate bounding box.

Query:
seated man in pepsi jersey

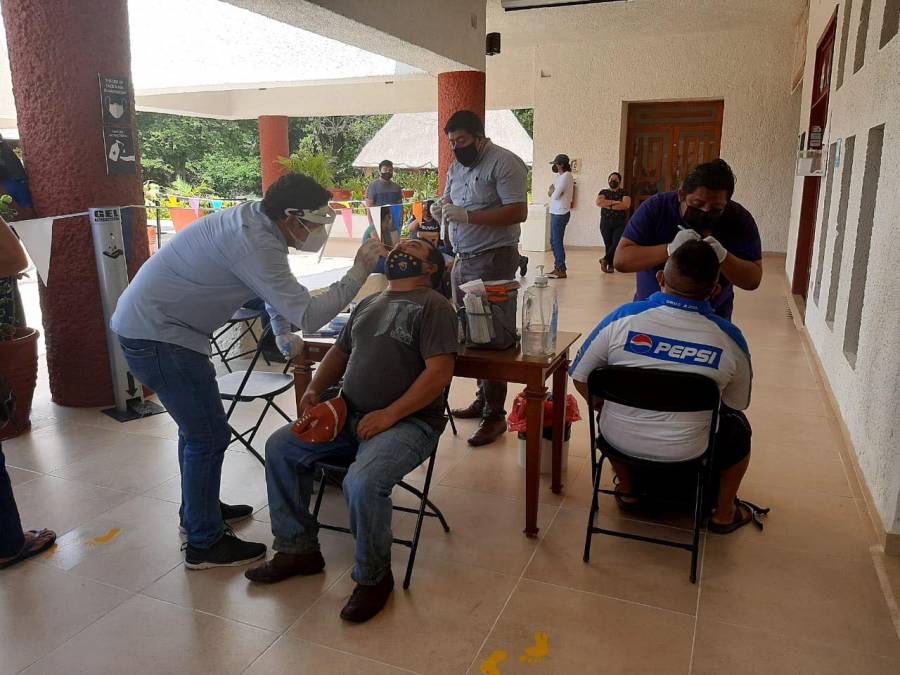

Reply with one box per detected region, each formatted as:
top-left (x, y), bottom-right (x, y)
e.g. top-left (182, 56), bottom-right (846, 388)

top-left (571, 239), bottom-right (761, 534)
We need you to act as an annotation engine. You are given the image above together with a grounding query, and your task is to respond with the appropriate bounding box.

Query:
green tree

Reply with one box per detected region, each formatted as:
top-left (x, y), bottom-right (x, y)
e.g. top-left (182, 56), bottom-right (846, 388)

top-left (288, 114), bottom-right (390, 183)
top-left (513, 108), bottom-right (534, 138)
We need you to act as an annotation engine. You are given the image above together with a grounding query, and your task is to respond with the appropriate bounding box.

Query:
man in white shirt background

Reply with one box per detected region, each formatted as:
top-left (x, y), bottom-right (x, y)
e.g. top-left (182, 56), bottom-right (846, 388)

top-left (546, 153), bottom-right (574, 279)
top-left (570, 239), bottom-right (763, 534)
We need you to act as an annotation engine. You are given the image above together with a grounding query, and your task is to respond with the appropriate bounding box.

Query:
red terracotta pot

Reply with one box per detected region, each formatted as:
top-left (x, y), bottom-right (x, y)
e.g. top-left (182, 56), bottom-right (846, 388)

top-left (0, 326), bottom-right (39, 440)
top-left (402, 189), bottom-right (415, 199)
top-left (329, 188), bottom-right (352, 201)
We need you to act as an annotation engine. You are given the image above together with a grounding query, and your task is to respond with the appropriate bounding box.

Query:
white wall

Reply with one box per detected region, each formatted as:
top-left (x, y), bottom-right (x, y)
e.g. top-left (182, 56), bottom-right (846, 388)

top-left (786, 0), bottom-right (900, 535)
top-left (487, 28), bottom-right (800, 251)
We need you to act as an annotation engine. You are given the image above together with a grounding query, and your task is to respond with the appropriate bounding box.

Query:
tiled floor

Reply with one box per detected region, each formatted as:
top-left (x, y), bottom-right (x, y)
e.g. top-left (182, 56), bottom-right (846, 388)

top-left (2, 249), bottom-right (898, 674)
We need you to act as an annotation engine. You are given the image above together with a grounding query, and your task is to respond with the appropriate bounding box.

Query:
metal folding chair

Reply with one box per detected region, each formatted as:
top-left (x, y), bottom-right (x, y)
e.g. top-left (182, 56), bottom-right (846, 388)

top-left (583, 366), bottom-right (720, 583)
top-left (311, 437), bottom-right (450, 589)
top-left (218, 327), bottom-right (293, 466)
top-left (210, 307), bottom-right (271, 373)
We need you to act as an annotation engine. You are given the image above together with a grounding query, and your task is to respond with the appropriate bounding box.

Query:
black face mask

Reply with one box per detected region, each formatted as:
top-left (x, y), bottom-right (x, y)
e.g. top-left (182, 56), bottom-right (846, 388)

top-left (385, 249), bottom-right (425, 280)
top-left (609, 180), bottom-right (620, 189)
top-left (380, 171), bottom-right (393, 181)
top-left (453, 143), bottom-right (480, 167)
top-left (682, 204), bottom-right (721, 232)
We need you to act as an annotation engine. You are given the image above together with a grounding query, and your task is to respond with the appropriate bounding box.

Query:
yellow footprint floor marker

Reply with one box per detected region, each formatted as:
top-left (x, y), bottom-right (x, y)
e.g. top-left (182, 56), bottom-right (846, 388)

top-left (41, 527), bottom-right (122, 559)
top-left (520, 631), bottom-right (549, 665)
top-left (480, 649), bottom-right (508, 675)
top-left (89, 528), bottom-right (122, 545)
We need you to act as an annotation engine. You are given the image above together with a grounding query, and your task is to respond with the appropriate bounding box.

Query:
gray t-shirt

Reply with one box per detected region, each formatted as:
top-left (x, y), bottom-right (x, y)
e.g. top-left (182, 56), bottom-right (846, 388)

top-left (365, 178), bottom-right (403, 207)
top-left (443, 140), bottom-right (528, 255)
top-left (336, 288), bottom-right (458, 431)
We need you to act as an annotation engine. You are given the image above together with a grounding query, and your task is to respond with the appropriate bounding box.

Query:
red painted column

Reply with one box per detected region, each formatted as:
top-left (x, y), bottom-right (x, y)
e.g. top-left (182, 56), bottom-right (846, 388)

top-left (437, 71), bottom-right (486, 193)
top-left (259, 115), bottom-right (290, 192)
top-left (2, 0), bottom-right (148, 407)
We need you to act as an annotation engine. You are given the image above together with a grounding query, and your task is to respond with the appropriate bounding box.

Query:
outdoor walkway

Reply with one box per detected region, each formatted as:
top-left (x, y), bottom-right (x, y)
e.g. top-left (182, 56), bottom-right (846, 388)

top-left (2, 249), bottom-right (898, 674)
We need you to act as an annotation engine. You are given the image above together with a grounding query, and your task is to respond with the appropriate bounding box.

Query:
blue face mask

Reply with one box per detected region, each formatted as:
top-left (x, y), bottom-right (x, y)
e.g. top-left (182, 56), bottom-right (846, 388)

top-left (385, 249), bottom-right (425, 279)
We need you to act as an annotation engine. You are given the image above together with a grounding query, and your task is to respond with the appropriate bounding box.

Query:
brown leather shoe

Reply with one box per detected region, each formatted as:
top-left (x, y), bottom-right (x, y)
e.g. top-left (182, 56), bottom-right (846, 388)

top-left (450, 399), bottom-right (485, 419)
top-left (340, 569), bottom-right (395, 623)
top-left (244, 551), bottom-right (325, 584)
top-left (547, 269), bottom-right (567, 279)
top-left (467, 418), bottom-right (508, 447)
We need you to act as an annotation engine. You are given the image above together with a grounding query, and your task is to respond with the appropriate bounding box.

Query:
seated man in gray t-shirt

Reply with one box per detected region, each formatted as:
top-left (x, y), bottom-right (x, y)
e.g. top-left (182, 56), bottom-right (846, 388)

top-left (247, 238), bottom-right (457, 624)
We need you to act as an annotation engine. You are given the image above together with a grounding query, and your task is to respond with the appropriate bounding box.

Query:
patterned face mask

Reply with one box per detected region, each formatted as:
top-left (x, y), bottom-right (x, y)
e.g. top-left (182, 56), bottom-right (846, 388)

top-left (385, 249), bottom-right (425, 280)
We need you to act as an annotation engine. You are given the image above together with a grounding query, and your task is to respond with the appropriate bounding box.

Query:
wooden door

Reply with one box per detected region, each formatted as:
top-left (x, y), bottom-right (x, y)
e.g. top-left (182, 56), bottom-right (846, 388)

top-left (625, 101), bottom-right (724, 213)
top-left (792, 10), bottom-right (837, 301)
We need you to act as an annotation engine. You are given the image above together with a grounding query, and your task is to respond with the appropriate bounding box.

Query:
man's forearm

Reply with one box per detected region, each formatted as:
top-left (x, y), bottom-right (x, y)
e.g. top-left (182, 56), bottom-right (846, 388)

top-left (299, 269), bottom-right (365, 333)
top-left (308, 347), bottom-right (349, 394)
top-left (384, 360), bottom-right (454, 421)
top-left (721, 256), bottom-right (763, 290)
top-left (467, 203), bottom-right (528, 227)
top-left (613, 240), bottom-right (668, 272)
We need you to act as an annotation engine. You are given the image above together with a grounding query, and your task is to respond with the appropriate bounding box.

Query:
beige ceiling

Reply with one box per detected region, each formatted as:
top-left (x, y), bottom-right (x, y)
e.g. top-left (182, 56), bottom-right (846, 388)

top-left (488, 0), bottom-right (808, 45)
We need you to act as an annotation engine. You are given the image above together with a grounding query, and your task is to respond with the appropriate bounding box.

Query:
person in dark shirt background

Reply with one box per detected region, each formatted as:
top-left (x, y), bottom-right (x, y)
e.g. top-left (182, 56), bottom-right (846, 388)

top-left (595, 171), bottom-right (631, 274)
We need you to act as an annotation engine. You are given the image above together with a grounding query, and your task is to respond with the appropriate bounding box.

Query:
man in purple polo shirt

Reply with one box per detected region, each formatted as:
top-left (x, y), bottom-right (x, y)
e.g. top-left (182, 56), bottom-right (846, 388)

top-left (614, 159), bottom-right (762, 320)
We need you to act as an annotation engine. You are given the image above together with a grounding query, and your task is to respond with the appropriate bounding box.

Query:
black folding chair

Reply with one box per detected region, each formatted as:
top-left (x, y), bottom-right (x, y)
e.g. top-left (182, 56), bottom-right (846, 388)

top-left (311, 437), bottom-right (450, 589)
top-left (218, 327), bottom-right (293, 466)
top-left (210, 307), bottom-right (271, 373)
top-left (583, 366), bottom-right (720, 583)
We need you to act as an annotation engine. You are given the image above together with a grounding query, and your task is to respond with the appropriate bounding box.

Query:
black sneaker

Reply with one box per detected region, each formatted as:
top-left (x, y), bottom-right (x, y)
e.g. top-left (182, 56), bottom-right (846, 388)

top-left (519, 255), bottom-right (529, 277)
top-left (179, 502), bottom-right (253, 534)
top-left (184, 530), bottom-right (267, 570)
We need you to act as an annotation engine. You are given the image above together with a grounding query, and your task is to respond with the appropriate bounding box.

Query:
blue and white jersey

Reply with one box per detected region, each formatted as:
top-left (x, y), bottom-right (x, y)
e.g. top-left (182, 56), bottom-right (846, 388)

top-left (570, 292), bottom-right (752, 462)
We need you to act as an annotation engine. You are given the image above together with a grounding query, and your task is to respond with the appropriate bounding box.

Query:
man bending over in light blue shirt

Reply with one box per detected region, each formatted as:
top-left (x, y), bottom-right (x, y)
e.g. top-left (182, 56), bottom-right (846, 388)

top-left (112, 173), bottom-right (384, 570)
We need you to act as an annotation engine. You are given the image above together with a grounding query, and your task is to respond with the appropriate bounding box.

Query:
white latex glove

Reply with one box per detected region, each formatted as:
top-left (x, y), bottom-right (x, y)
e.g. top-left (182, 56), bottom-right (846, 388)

top-left (429, 200), bottom-right (444, 222)
top-left (352, 238), bottom-right (387, 279)
top-left (443, 203), bottom-right (469, 224)
top-left (667, 227), bottom-right (702, 256)
top-left (275, 333), bottom-right (304, 359)
top-left (703, 236), bottom-right (728, 263)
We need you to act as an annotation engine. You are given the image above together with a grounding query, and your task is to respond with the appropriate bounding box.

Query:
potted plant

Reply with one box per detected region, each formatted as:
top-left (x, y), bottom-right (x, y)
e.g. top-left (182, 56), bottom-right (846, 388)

top-left (166, 177), bottom-right (211, 233)
top-left (277, 148), bottom-right (350, 199)
top-left (0, 202), bottom-right (38, 439)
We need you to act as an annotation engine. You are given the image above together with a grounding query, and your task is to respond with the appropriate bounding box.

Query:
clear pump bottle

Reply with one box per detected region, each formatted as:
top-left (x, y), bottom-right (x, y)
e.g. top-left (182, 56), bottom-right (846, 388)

top-left (521, 265), bottom-right (558, 357)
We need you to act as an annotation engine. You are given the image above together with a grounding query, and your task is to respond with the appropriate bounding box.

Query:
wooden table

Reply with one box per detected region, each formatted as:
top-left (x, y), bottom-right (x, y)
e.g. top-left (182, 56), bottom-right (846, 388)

top-left (292, 331), bottom-right (582, 538)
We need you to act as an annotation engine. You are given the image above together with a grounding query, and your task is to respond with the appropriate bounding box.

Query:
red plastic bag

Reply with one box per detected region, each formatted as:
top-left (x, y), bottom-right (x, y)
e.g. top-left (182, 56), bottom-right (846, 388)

top-left (506, 389), bottom-right (582, 433)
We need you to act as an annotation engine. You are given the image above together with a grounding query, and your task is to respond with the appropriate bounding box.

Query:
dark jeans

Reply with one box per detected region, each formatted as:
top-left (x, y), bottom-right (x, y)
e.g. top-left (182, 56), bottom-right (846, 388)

top-left (550, 212), bottom-right (571, 271)
top-left (451, 245), bottom-right (520, 419)
top-left (600, 220), bottom-right (626, 265)
top-left (0, 443), bottom-right (25, 557)
top-left (118, 336), bottom-right (231, 548)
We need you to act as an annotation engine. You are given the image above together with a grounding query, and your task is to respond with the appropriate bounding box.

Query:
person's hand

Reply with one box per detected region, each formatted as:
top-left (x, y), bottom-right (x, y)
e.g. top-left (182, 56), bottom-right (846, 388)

top-left (275, 333), bottom-right (304, 359)
top-left (703, 236), bottom-right (728, 263)
top-left (443, 204), bottom-right (469, 224)
top-left (352, 238), bottom-right (388, 278)
top-left (357, 408), bottom-right (398, 440)
top-left (429, 200), bottom-right (443, 222)
top-left (547, 184), bottom-right (555, 197)
top-left (298, 388), bottom-right (320, 417)
top-left (667, 228), bottom-right (701, 256)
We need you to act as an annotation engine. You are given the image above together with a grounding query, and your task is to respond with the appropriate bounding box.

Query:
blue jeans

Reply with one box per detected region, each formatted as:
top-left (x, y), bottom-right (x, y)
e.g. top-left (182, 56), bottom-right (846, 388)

top-left (0, 443), bottom-right (25, 557)
top-left (265, 413), bottom-right (438, 585)
top-left (118, 336), bottom-right (230, 548)
top-left (550, 212), bottom-right (571, 271)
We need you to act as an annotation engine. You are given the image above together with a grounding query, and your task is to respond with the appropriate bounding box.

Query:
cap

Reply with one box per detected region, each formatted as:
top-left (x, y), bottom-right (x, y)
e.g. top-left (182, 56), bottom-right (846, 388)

top-left (550, 154), bottom-right (570, 166)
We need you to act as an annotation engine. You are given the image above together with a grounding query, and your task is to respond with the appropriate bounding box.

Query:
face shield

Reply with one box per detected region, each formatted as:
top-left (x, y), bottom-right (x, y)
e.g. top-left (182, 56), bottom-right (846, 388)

top-left (284, 206), bottom-right (336, 262)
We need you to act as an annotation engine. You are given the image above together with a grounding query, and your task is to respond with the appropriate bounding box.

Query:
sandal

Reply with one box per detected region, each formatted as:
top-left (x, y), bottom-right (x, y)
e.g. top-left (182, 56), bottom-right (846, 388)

top-left (0, 528), bottom-right (57, 569)
top-left (612, 476), bottom-right (644, 512)
top-left (709, 498), bottom-right (770, 535)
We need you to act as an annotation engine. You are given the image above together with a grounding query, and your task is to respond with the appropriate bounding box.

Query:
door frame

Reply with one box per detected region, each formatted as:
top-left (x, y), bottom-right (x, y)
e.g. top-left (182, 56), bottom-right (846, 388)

top-left (792, 9), bottom-right (838, 301)
top-left (624, 100), bottom-right (724, 215)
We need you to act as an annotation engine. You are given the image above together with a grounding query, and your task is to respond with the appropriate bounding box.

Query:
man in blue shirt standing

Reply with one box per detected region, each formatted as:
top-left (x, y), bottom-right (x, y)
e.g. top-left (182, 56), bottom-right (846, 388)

top-left (614, 159), bottom-right (762, 320)
top-left (112, 174), bottom-right (384, 570)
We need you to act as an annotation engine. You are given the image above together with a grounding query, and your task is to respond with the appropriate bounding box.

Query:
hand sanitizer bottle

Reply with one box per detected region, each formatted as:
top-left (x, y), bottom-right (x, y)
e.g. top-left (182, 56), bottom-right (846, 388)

top-left (521, 265), bottom-right (558, 357)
